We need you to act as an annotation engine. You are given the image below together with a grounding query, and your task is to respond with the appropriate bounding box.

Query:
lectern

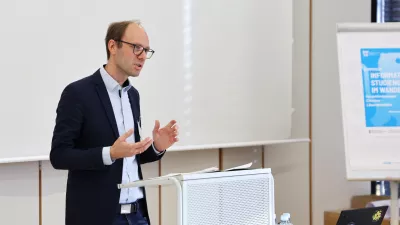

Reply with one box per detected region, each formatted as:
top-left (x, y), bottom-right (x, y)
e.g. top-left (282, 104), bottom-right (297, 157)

top-left (118, 168), bottom-right (275, 225)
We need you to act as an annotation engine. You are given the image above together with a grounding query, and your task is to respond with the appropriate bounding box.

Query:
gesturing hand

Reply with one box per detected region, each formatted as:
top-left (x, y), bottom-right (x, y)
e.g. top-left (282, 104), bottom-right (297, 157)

top-left (153, 120), bottom-right (179, 151)
top-left (110, 129), bottom-right (153, 160)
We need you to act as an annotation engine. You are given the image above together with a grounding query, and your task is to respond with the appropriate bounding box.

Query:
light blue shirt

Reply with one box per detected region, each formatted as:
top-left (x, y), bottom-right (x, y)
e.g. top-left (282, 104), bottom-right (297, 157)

top-left (99, 66), bottom-right (161, 204)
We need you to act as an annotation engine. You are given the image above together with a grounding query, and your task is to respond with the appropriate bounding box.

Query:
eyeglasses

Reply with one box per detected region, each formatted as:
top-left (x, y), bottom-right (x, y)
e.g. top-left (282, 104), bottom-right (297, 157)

top-left (116, 40), bottom-right (155, 59)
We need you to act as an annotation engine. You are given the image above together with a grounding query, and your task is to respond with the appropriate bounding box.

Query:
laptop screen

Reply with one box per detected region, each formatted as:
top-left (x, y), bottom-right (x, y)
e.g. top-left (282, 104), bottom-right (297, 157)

top-left (336, 206), bottom-right (388, 225)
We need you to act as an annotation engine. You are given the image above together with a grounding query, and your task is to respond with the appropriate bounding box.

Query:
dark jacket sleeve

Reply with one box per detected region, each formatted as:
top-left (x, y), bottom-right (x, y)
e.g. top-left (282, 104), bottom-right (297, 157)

top-left (139, 145), bottom-right (165, 164)
top-left (50, 84), bottom-right (106, 171)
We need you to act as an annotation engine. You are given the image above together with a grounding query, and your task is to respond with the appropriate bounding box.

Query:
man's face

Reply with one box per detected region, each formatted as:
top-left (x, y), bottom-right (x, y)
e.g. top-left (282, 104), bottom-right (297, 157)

top-left (114, 24), bottom-right (150, 77)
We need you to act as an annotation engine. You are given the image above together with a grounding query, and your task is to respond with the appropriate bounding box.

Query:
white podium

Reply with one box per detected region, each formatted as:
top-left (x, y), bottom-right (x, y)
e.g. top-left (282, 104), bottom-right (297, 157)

top-left (118, 168), bottom-right (275, 225)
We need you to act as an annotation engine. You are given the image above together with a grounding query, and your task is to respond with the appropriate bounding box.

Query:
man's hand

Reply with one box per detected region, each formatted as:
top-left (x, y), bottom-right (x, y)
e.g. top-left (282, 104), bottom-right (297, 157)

top-left (110, 129), bottom-right (153, 160)
top-left (153, 120), bottom-right (179, 151)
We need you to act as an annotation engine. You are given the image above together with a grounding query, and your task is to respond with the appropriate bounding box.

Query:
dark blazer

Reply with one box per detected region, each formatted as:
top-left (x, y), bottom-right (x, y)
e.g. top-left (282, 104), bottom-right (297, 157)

top-left (50, 69), bottom-right (164, 225)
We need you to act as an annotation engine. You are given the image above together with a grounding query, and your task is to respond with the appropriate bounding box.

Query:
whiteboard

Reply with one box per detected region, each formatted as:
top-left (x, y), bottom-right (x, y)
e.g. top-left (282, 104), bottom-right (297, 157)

top-left (0, 0), bottom-right (294, 163)
top-left (337, 23), bottom-right (400, 180)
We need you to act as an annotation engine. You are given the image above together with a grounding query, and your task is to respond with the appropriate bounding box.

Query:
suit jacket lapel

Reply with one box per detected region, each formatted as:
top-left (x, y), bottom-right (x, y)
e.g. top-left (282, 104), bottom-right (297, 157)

top-left (92, 71), bottom-right (119, 139)
top-left (128, 90), bottom-right (141, 142)
top-left (128, 90), bottom-right (138, 122)
top-left (127, 89), bottom-right (142, 164)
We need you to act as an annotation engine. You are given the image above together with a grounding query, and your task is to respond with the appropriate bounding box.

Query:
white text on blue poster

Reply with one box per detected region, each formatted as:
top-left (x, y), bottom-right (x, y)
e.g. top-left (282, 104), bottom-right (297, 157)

top-left (360, 48), bottom-right (400, 127)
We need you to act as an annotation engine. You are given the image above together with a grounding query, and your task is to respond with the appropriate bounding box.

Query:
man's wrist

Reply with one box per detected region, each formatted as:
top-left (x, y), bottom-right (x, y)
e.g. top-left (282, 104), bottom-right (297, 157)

top-left (110, 146), bottom-right (117, 160)
top-left (153, 142), bottom-right (165, 154)
top-left (102, 147), bottom-right (114, 165)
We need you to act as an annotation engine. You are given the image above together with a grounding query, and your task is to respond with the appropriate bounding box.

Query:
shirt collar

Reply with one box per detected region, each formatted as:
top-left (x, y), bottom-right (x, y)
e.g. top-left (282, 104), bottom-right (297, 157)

top-left (100, 65), bottom-right (132, 92)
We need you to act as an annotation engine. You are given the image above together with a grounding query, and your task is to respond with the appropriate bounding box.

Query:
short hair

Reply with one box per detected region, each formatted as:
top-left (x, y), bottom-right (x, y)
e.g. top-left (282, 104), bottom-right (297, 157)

top-left (104, 20), bottom-right (142, 59)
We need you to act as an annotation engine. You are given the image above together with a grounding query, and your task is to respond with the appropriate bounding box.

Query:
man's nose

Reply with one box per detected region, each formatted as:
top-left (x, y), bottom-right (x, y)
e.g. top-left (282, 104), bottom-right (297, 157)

top-left (137, 51), bottom-right (147, 60)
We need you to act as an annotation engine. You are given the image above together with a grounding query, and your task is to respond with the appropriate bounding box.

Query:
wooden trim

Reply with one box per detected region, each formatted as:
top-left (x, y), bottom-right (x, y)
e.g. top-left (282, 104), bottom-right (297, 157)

top-left (218, 148), bottom-right (223, 170)
top-left (158, 160), bottom-right (162, 225)
top-left (309, 0), bottom-right (313, 224)
top-left (261, 146), bottom-right (265, 168)
top-left (39, 161), bottom-right (42, 225)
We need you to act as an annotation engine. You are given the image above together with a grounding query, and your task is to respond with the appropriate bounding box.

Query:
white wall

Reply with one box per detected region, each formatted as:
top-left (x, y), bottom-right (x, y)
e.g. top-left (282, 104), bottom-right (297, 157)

top-left (263, 0), bottom-right (311, 224)
top-left (0, 162), bottom-right (39, 224)
top-left (312, 0), bottom-right (371, 224)
top-left (41, 161), bottom-right (66, 225)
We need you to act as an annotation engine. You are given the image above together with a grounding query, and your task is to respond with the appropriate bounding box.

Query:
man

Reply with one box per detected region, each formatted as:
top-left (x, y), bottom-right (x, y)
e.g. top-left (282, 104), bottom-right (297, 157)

top-left (50, 20), bottom-right (179, 225)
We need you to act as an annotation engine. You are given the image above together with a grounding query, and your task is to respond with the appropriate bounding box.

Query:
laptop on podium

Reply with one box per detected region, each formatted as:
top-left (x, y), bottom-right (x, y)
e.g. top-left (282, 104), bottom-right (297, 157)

top-left (336, 206), bottom-right (389, 225)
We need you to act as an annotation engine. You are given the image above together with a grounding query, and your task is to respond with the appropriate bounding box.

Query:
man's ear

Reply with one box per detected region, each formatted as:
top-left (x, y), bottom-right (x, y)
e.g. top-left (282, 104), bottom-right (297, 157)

top-left (108, 39), bottom-right (117, 56)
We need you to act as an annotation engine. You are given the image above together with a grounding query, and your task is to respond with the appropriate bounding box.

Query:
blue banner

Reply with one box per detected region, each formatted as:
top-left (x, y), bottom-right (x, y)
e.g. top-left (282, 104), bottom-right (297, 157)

top-left (360, 48), bottom-right (400, 127)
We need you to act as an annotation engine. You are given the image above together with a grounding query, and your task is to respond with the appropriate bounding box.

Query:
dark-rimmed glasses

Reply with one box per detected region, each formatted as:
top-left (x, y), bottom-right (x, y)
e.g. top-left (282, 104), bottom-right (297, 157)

top-left (116, 40), bottom-right (155, 59)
